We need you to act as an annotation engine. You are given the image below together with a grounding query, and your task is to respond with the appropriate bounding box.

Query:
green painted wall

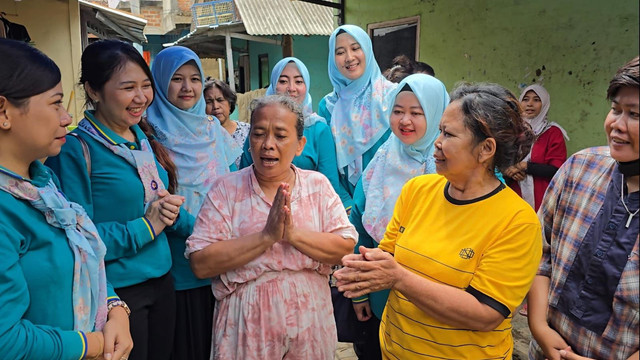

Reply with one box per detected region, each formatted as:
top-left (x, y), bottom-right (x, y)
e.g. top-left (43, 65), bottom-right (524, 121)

top-left (248, 37), bottom-right (284, 90)
top-left (242, 35), bottom-right (330, 111)
top-left (346, 0), bottom-right (639, 155)
top-left (292, 35), bottom-right (332, 111)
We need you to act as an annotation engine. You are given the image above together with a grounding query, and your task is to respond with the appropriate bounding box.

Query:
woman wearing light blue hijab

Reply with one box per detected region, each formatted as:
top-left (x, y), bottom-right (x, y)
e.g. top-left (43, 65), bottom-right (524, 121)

top-left (147, 45), bottom-right (241, 360)
top-left (319, 25), bottom-right (397, 200)
top-left (348, 74), bottom-right (449, 359)
top-left (240, 57), bottom-right (352, 208)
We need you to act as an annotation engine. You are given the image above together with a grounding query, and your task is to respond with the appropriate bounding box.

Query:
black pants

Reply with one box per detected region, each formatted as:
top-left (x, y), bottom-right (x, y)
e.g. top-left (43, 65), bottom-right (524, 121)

top-left (353, 316), bottom-right (382, 360)
top-left (116, 272), bottom-right (176, 360)
top-left (171, 285), bottom-right (214, 360)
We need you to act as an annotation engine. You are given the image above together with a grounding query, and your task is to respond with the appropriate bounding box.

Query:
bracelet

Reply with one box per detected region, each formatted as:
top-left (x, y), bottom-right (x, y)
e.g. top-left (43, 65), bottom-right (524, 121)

top-left (107, 299), bottom-right (131, 316)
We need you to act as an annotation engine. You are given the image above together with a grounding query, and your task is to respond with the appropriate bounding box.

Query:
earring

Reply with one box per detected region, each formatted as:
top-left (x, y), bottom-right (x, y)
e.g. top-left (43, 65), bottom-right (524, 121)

top-left (2, 121), bottom-right (8, 127)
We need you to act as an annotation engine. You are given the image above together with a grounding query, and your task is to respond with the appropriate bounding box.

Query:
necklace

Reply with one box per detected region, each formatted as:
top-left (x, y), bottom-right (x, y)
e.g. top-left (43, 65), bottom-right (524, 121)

top-left (621, 174), bottom-right (639, 228)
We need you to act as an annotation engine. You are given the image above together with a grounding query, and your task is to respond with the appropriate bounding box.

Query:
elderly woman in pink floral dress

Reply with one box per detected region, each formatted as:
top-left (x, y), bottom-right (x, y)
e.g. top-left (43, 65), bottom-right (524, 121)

top-left (186, 95), bottom-right (358, 360)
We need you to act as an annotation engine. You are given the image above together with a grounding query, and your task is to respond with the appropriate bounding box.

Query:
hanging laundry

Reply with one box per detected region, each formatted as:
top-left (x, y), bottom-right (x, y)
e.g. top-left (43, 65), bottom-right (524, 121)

top-left (1, 17), bottom-right (31, 42)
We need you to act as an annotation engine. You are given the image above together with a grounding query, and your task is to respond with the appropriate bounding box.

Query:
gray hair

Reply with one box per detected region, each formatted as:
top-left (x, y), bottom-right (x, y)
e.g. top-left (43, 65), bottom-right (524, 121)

top-left (249, 95), bottom-right (304, 139)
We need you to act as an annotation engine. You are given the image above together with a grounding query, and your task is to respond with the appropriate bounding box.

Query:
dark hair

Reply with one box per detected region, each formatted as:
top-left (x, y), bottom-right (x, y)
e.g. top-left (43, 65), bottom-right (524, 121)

top-left (383, 55), bottom-right (415, 83)
top-left (80, 39), bottom-right (155, 108)
top-left (415, 61), bottom-right (435, 77)
top-left (204, 78), bottom-right (237, 113)
top-left (0, 39), bottom-right (61, 109)
top-left (607, 56), bottom-right (639, 100)
top-left (80, 40), bottom-right (177, 193)
top-left (449, 83), bottom-right (535, 173)
top-left (249, 95), bottom-right (304, 139)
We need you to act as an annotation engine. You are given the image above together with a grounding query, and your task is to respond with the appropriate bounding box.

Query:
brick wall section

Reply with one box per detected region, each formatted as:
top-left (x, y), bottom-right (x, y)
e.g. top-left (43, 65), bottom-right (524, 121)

top-left (140, 7), bottom-right (162, 27)
top-left (177, 0), bottom-right (194, 15)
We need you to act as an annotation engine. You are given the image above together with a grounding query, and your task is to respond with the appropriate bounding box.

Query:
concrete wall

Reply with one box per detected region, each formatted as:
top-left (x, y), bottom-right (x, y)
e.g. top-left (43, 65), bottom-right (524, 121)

top-left (345, 0), bottom-right (639, 155)
top-left (0, 0), bottom-right (84, 121)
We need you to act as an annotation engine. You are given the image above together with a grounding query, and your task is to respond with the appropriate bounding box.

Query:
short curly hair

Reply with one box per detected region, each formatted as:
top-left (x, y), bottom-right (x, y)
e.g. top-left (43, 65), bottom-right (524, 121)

top-left (607, 56), bottom-right (639, 101)
top-left (204, 78), bottom-right (237, 113)
top-left (449, 83), bottom-right (535, 173)
top-left (249, 95), bottom-right (304, 139)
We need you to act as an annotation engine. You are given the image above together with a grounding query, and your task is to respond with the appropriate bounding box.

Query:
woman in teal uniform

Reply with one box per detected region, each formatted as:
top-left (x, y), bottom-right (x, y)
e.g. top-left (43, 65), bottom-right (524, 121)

top-left (46, 40), bottom-right (188, 360)
top-left (146, 46), bottom-right (241, 360)
top-left (348, 74), bottom-right (449, 359)
top-left (319, 24), bottom-right (397, 198)
top-left (0, 39), bottom-right (132, 360)
top-left (240, 57), bottom-right (352, 209)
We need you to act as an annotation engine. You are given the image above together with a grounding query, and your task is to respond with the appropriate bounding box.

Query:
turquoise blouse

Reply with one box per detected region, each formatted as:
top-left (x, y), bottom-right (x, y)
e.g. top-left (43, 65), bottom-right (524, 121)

top-left (46, 118), bottom-right (192, 289)
top-left (0, 162), bottom-right (117, 359)
top-left (348, 178), bottom-right (391, 320)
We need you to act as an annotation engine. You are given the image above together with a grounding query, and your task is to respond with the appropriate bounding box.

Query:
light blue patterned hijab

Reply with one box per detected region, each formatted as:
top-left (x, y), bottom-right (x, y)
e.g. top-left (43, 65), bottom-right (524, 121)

top-left (361, 74), bottom-right (449, 242)
top-left (323, 25), bottom-right (397, 184)
top-left (266, 57), bottom-right (325, 127)
top-left (147, 46), bottom-right (241, 214)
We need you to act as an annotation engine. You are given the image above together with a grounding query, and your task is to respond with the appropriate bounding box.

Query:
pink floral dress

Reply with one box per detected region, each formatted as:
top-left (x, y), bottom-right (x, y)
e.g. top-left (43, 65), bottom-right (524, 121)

top-left (186, 166), bottom-right (357, 360)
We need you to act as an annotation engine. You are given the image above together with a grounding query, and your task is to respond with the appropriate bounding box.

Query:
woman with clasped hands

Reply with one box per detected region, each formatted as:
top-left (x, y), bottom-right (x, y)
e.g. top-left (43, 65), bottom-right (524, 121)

top-left (186, 95), bottom-right (357, 360)
top-left (335, 83), bottom-right (542, 359)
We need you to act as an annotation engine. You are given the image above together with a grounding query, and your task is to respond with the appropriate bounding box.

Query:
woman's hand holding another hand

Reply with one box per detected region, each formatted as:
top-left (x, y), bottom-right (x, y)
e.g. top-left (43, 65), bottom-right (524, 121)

top-left (334, 246), bottom-right (402, 298)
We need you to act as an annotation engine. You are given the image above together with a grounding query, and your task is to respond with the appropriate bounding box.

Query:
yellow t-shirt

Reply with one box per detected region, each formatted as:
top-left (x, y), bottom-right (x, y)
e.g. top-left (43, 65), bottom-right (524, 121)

top-left (378, 174), bottom-right (542, 359)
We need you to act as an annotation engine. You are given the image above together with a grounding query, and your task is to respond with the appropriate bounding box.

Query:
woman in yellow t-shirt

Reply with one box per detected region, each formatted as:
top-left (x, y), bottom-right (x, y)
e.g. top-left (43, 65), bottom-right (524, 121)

top-left (335, 83), bottom-right (543, 359)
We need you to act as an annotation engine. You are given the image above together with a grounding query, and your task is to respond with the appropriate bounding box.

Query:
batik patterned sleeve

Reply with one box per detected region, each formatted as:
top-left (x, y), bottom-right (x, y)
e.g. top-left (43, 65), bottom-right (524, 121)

top-left (185, 177), bottom-right (233, 257)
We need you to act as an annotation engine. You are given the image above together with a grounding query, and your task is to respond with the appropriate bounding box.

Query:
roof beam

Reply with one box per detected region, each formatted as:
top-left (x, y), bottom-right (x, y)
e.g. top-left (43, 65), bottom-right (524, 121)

top-left (228, 32), bottom-right (281, 45)
top-left (95, 10), bottom-right (138, 43)
top-left (296, 0), bottom-right (344, 24)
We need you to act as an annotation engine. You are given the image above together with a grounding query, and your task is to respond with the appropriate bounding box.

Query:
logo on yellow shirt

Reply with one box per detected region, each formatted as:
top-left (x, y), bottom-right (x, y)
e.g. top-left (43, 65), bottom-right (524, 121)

top-left (459, 248), bottom-right (475, 259)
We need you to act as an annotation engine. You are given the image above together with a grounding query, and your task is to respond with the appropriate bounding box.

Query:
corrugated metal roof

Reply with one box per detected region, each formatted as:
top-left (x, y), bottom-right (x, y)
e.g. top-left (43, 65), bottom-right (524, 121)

top-left (235, 0), bottom-right (333, 36)
top-left (79, 0), bottom-right (147, 43)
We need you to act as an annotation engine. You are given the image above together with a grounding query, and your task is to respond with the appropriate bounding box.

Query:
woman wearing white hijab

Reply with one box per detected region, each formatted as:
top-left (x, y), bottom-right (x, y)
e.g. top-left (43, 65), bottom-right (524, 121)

top-left (318, 25), bottom-right (397, 204)
top-left (505, 84), bottom-right (569, 211)
top-left (348, 74), bottom-right (449, 359)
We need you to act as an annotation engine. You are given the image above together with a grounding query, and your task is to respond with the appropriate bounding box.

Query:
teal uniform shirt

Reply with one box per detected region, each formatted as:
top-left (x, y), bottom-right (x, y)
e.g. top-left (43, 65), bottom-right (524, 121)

top-left (318, 98), bottom-right (392, 200)
top-left (239, 120), bottom-right (353, 209)
top-left (0, 161), bottom-right (118, 360)
top-left (348, 178), bottom-right (390, 320)
top-left (46, 118), bottom-right (191, 289)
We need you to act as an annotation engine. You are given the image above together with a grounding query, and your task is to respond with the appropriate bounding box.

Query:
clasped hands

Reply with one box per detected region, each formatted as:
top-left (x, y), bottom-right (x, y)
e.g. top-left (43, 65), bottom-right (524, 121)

top-left (261, 183), bottom-right (298, 244)
top-left (333, 246), bottom-right (401, 299)
top-left (504, 160), bottom-right (528, 181)
top-left (146, 189), bottom-right (185, 233)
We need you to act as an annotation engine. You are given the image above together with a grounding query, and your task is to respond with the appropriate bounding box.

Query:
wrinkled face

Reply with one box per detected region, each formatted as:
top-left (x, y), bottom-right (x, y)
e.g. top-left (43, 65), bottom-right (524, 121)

top-left (167, 63), bottom-right (202, 111)
top-left (604, 86), bottom-right (639, 163)
top-left (521, 90), bottom-right (542, 119)
top-left (205, 86), bottom-right (230, 125)
top-left (249, 103), bottom-right (305, 179)
top-left (1, 82), bottom-right (72, 161)
top-left (433, 101), bottom-right (482, 180)
top-left (275, 62), bottom-right (307, 104)
top-left (390, 91), bottom-right (427, 145)
top-left (334, 33), bottom-right (366, 80)
top-left (91, 61), bottom-right (154, 128)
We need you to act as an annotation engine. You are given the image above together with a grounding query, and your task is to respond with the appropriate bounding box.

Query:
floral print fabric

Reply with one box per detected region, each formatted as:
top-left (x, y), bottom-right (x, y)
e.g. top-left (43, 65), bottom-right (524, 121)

top-left (186, 166), bottom-right (357, 359)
